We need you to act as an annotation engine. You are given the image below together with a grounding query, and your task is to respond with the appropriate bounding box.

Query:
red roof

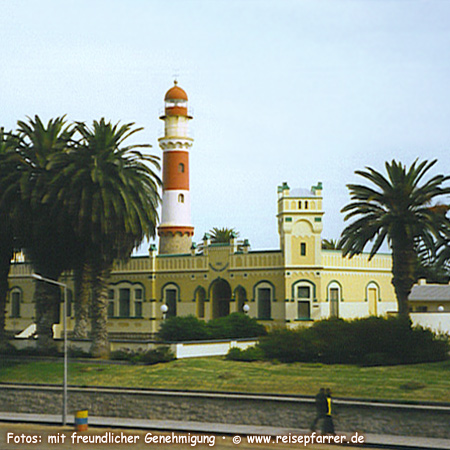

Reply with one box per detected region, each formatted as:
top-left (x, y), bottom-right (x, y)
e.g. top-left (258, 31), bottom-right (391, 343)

top-left (164, 81), bottom-right (188, 101)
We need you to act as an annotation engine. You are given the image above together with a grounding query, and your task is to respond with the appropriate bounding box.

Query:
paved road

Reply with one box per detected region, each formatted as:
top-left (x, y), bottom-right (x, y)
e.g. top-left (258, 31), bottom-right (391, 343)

top-left (0, 422), bottom-right (366, 450)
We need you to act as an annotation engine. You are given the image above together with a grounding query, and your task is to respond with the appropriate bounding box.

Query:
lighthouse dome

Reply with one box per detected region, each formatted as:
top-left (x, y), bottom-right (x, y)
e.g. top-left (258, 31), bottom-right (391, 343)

top-left (165, 81), bottom-right (188, 101)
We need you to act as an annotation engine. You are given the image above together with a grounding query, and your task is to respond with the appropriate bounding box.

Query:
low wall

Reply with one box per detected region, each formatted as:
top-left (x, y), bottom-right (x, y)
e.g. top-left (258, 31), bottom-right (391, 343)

top-left (411, 312), bottom-right (450, 334)
top-left (11, 338), bottom-right (259, 359)
top-left (0, 384), bottom-right (448, 439)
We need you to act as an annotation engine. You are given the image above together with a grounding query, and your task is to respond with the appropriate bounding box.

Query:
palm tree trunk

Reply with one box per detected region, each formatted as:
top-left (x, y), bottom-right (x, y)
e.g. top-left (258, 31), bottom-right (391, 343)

top-left (391, 238), bottom-right (417, 317)
top-left (0, 245), bottom-right (12, 343)
top-left (35, 274), bottom-right (61, 350)
top-left (90, 263), bottom-right (110, 358)
top-left (73, 263), bottom-right (91, 339)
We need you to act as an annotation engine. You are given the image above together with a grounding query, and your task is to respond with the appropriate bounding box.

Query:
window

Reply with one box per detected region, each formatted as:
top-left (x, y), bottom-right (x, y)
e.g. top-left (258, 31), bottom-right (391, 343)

top-left (67, 290), bottom-right (73, 317)
top-left (298, 201), bottom-right (302, 209)
top-left (119, 288), bottom-right (130, 317)
top-left (257, 288), bottom-right (271, 319)
top-left (297, 286), bottom-right (310, 298)
top-left (107, 301), bottom-right (115, 318)
top-left (108, 289), bottom-right (114, 300)
top-left (305, 201), bottom-right (308, 209)
top-left (164, 287), bottom-right (177, 318)
top-left (293, 281), bottom-right (314, 320)
top-left (416, 306), bottom-right (428, 312)
top-left (135, 288), bottom-right (143, 300)
top-left (178, 163), bottom-right (185, 173)
top-left (297, 301), bottom-right (310, 319)
top-left (178, 194), bottom-right (184, 203)
top-left (135, 302), bottom-right (143, 317)
top-left (329, 287), bottom-right (340, 318)
top-left (11, 291), bottom-right (21, 318)
top-left (300, 242), bottom-right (306, 256)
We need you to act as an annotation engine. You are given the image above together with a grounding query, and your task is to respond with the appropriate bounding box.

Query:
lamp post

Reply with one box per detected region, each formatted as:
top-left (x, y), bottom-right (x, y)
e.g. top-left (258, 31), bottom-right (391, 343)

top-left (160, 304), bottom-right (168, 320)
top-left (243, 304), bottom-right (250, 314)
top-left (32, 273), bottom-right (68, 426)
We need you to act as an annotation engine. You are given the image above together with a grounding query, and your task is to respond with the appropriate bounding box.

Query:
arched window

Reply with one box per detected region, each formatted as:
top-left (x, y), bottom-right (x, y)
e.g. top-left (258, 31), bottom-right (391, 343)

top-left (327, 281), bottom-right (342, 318)
top-left (254, 282), bottom-right (273, 320)
top-left (178, 163), bottom-right (185, 173)
top-left (293, 280), bottom-right (315, 320)
top-left (366, 282), bottom-right (379, 316)
top-left (195, 287), bottom-right (206, 318)
top-left (178, 193), bottom-right (184, 203)
top-left (108, 282), bottom-right (145, 318)
top-left (10, 289), bottom-right (21, 318)
top-left (163, 283), bottom-right (178, 318)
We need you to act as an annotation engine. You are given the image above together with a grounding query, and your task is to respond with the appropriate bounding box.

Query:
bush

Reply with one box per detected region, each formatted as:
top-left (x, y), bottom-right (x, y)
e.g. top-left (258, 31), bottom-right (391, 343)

top-left (258, 327), bottom-right (318, 363)
top-left (158, 315), bottom-right (210, 342)
top-left (225, 346), bottom-right (265, 361)
top-left (158, 313), bottom-right (267, 342)
top-left (110, 346), bottom-right (175, 365)
top-left (207, 313), bottom-right (267, 339)
top-left (258, 316), bottom-right (449, 366)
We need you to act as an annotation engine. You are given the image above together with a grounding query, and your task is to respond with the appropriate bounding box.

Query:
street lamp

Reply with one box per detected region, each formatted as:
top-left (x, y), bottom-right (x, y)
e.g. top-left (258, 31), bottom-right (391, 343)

top-left (243, 304), bottom-right (250, 314)
top-left (32, 273), bottom-right (68, 426)
top-left (160, 304), bottom-right (168, 320)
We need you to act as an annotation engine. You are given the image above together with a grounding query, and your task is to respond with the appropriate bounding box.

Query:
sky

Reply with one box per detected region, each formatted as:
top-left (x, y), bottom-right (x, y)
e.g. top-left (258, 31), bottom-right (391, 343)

top-left (2, 0), bottom-right (450, 253)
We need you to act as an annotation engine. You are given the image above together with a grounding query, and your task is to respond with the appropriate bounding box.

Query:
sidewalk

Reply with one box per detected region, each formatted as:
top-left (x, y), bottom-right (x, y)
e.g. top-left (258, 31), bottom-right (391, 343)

top-left (0, 412), bottom-right (449, 449)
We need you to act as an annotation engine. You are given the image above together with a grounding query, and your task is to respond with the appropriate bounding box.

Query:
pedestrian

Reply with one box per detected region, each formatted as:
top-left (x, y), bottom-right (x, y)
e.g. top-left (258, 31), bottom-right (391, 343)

top-left (310, 387), bottom-right (327, 432)
top-left (322, 388), bottom-right (336, 435)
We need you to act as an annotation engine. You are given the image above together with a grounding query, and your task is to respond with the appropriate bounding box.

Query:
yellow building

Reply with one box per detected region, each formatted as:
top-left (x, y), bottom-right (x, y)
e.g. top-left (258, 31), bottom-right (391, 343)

top-left (5, 83), bottom-right (397, 339)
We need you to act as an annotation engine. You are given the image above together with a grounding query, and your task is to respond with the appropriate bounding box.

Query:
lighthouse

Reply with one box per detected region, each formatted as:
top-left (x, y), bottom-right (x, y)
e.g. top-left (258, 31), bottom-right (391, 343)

top-left (158, 81), bottom-right (195, 254)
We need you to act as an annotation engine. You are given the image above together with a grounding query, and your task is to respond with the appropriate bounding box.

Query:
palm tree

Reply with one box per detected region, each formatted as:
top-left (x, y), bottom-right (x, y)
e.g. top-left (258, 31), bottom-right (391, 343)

top-left (209, 227), bottom-right (239, 243)
top-left (339, 159), bottom-right (450, 316)
top-left (47, 119), bottom-right (160, 357)
top-left (321, 238), bottom-right (341, 250)
top-left (0, 128), bottom-right (21, 342)
top-left (15, 116), bottom-right (76, 348)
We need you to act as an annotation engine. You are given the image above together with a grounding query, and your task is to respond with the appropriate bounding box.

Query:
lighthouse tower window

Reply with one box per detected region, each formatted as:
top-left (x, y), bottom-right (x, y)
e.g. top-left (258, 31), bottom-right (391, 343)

top-left (178, 194), bottom-right (184, 203)
top-left (178, 163), bottom-right (185, 173)
top-left (300, 242), bottom-right (306, 256)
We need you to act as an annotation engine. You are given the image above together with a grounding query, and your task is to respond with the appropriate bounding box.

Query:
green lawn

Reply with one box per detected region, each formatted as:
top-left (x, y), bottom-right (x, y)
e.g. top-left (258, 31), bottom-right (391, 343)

top-left (1, 357), bottom-right (449, 403)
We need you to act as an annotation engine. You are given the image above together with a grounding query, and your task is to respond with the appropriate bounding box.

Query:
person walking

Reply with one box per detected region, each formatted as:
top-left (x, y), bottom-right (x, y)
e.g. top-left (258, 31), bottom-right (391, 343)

top-left (322, 388), bottom-right (336, 435)
top-left (310, 388), bottom-right (327, 432)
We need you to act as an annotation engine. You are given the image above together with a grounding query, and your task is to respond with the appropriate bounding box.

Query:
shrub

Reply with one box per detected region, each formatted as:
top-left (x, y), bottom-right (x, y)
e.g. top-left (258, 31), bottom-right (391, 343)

top-left (258, 327), bottom-right (318, 363)
top-left (207, 313), bottom-right (267, 339)
top-left (158, 315), bottom-right (210, 342)
top-left (110, 346), bottom-right (175, 365)
top-left (225, 346), bottom-right (265, 361)
top-left (258, 316), bottom-right (449, 366)
top-left (158, 313), bottom-right (267, 342)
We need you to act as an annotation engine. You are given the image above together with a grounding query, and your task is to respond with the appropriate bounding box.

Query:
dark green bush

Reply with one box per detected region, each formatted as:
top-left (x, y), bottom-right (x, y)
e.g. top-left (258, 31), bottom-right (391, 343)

top-left (258, 316), bottom-right (449, 366)
top-left (225, 346), bottom-right (265, 361)
top-left (158, 315), bottom-right (210, 341)
top-left (110, 346), bottom-right (174, 365)
top-left (158, 313), bottom-right (267, 342)
top-left (207, 313), bottom-right (267, 339)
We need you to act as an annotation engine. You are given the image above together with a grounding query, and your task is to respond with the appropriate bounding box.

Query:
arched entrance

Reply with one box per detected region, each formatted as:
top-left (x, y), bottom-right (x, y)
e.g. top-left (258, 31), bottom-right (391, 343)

top-left (209, 278), bottom-right (232, 319)
top-left (234, 286), bottom-right (247, 314)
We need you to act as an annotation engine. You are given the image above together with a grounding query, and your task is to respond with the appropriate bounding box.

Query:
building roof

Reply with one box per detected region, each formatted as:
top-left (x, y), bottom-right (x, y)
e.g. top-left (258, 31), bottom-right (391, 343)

top-left (409, 284), bottom-right (450, 302)
top-left (165, 81), bottom-right (188, 101)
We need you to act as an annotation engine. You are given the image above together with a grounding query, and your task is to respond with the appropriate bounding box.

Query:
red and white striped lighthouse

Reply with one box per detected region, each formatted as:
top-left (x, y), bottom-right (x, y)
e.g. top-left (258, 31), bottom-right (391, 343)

top-left (158, 81), bottom-right (195, 254)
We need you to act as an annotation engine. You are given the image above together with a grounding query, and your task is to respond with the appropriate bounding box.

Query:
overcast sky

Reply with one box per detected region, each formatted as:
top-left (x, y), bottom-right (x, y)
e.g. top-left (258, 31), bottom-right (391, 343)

top-left (2, 0), bottom-right (450, 253)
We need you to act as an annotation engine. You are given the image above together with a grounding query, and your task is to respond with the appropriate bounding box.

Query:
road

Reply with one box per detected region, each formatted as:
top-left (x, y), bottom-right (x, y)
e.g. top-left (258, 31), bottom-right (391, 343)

top-left (0, 422), bottom-right (369, 450)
